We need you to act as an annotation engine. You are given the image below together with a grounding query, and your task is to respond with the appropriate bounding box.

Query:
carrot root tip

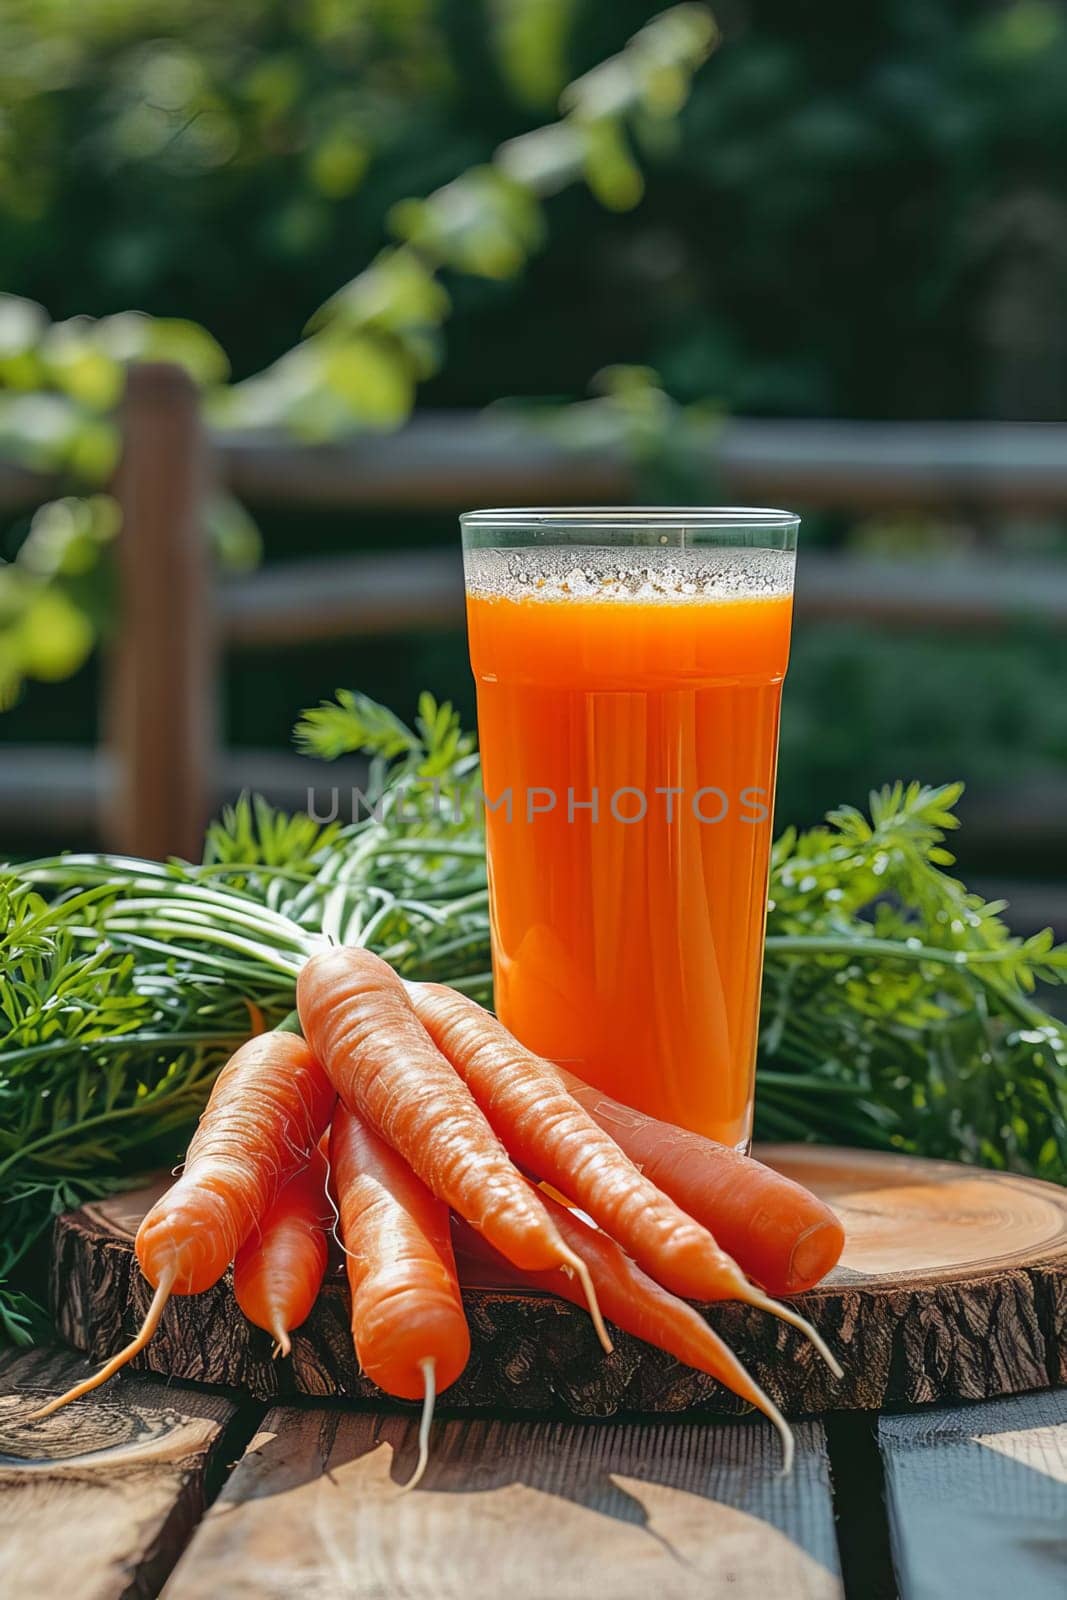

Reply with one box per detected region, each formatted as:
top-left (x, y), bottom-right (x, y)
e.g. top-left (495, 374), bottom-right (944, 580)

top-left (399, 1357), bottom-right (436, 1495)
top-left (25, 1268), bottom-right (177, 1421)
top-left (270, 1321), bottom-right (292, 1361)
top-left (560, 1247), bottom-right (613, 1355)
top-left (746, 1288), bottom-right (843, 1380)
top-left (757, 1388), bottom-right (795, 1477)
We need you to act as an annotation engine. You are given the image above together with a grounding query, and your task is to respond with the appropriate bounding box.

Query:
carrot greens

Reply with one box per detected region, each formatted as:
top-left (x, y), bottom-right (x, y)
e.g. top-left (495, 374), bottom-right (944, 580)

top-left (762, 783), bottom-right (1067, 1177)
top-left (0, 878), bottom-right (278, 1342)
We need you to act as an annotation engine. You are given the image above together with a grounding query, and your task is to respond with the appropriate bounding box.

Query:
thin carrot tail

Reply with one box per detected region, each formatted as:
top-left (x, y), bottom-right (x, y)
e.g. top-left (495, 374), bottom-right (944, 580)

top-left (270, 1320), bottom-right (292, 1360)
top-left (558, 1245), bottom-right (613, 1355)
top-left (704, 1321), bottom-right (795, 1475)
top-left (747, 1379), bottom-right (794, 1476)
top-left (399, 1357), bottom-right (437, 1494)
top-left (743, 1287), bottom-right (843, 1379)
top-left (27, 1269), bottom-right (176, 1420)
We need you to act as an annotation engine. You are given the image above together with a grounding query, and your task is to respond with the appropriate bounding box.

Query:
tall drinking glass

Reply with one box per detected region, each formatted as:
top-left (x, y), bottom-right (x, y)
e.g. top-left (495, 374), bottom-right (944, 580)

top-left (460, 508), bottom-right (798, 1151)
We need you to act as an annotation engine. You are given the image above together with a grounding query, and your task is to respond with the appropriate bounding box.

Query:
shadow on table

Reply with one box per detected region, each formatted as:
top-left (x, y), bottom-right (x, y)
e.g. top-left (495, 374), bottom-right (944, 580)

top-left (235, 1404), bottom-right (837, 1566)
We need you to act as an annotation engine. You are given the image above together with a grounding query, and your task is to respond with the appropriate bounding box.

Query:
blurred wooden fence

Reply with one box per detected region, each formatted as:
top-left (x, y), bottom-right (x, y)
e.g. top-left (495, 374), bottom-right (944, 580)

top-left (2, 365), bottom-right (1066, 888)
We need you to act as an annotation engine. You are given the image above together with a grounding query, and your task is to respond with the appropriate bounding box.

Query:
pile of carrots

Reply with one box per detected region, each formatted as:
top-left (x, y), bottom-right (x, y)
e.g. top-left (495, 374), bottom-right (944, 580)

top-left (30, 948), bottom-right (845, 1479)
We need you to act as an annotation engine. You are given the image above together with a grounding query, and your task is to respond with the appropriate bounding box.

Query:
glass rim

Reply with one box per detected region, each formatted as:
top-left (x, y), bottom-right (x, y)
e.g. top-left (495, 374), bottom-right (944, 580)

top-left (461, 505), bottom-right (799, 532)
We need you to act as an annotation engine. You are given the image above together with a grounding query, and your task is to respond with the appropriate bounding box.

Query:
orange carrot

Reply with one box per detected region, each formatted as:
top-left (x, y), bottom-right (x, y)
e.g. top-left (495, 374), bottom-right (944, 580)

top-left (233, 1142), bottom-right (332, 1356)
top-left (297, 947), bottom-right (611, 1353)
top-left (331, 1102), bottom-right (471, 1489)
top-left (452, 1188), bottom-right (794, 1473)
top-left (557, 1068), bottom-right (845, 1295)
top-left (30, 1031), bottom-right (335, 1418)
top-left (408, 983), bottom-right (840, 1372)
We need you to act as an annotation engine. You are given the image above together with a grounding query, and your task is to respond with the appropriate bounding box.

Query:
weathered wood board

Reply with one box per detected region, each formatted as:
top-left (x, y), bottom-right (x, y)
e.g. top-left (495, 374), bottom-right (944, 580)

top-left (878, 1390), bottom-right (1067, 1600)
top-left (51, 1146), bottom-right (1067, 1416)
top-left (0, 1346), bottom-right (252, 1600)
top-left (161, 1409), bottom-right (842, 1600)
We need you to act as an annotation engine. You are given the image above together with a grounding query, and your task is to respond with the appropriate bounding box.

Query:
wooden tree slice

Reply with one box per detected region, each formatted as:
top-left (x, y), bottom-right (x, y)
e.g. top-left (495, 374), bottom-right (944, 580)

top-left (50, 1145), bottom-right (1067, 1417)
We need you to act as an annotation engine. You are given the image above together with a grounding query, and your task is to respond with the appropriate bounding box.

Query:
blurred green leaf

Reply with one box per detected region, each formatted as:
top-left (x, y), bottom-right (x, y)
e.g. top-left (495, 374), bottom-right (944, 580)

top-left (0, 392), bottom-right (77, 468)
top-left (580, 119), bottom-right (645, 210)
top-left (502, 364), bottom-right (721, 499)
top-left (309, 248), bottom-right (450, 337)
top-left (42, 318), bottom-right (123, 409)
top-left (204, 492), bottom-right (261, 573)
top-left (973, 1), bottom-right (1062, 65)
top-left (129, 318), bottom-right (230, 386)
top-left (321, 334), bottom-right (414, 426)
top-left (390, 167), bottom-right (545, 278)
top-left (66, 417), bottom-right (120, 482)
top-left (17, 495), bottom-right (120, 580)
top-left (308, 130), bottom-right (370, 199)
top-left (490, 0), bottom-right (577, 107)
top-left (0, 296), bottom-right (47, 359)
top-left (13, 588), bottom-right (95, 683)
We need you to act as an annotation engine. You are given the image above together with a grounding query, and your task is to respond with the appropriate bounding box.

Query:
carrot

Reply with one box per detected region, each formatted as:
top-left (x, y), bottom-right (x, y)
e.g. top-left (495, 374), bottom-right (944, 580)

top-left (557, 1068), bottom-right (845, 1295)
top-left (407, 983), bottom-right (840, 1373)
top-left (330, 1102), bottom-right (471, 1490)
top-left (30, 1031), bottom-right (335, 1418)
top-left (233, 1141), bottom-right (332, 1357)
top-left (452, 1189), bottom-right (794, 1473)
top-left (297, 946), bottom-right (612, 1353)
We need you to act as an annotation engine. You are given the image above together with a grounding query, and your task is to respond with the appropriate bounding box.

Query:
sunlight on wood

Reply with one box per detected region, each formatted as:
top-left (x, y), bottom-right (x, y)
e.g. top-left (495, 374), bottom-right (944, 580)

top-left (161, 1410), bottom-right (842, 1600)
top-left (975, 1425), bottom-right (1067, 1486)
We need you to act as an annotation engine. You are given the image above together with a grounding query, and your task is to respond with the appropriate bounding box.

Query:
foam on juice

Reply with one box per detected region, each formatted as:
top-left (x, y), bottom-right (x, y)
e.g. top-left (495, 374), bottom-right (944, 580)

top-left (464, 544), bottom-right (795, 605)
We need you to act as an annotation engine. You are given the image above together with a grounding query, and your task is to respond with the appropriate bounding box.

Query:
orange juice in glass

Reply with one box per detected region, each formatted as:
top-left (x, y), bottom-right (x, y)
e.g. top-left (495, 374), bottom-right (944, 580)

top-left (460, 508), bottom-right (798, 1151)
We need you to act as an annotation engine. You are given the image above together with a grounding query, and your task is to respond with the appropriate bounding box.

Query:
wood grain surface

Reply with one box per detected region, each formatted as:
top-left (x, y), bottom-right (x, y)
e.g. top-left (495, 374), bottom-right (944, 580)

top-left (51, 1145), bottom-right (1067, 1415)
top-left (161, 1409), bottom-right (842, 1600)
top-left (0, 1347), bottom-right (249, 1600)
top-left (878, 1389), bottom-right (1067, 1600)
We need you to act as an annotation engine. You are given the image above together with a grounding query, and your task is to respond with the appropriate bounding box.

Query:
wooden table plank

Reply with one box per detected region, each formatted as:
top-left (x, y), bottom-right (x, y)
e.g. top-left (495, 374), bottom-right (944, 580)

top-left (879, 1391), bottom-right (1067, 1600)
top-left (0, 1347), bottom-right (254, 1600)
top-left (163, 1409), bottom-right (842, 1600)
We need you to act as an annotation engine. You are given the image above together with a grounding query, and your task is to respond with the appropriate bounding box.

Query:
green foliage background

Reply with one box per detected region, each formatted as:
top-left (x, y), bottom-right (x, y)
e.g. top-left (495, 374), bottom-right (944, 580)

top-left (1, 0), bottom-right (1066, 872)
top-left (6, 0), bottom-right (1067, 415)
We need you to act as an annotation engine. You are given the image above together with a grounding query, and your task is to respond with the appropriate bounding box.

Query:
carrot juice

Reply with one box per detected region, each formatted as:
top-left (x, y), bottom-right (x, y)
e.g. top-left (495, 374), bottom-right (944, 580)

top-left (461, 511), bottom-right (798, 1150)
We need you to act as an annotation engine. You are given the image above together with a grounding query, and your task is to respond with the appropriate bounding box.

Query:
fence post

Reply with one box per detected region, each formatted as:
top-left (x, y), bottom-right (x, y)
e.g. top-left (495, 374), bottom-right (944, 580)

top-left (104, 363), bottom-right (215, 860)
